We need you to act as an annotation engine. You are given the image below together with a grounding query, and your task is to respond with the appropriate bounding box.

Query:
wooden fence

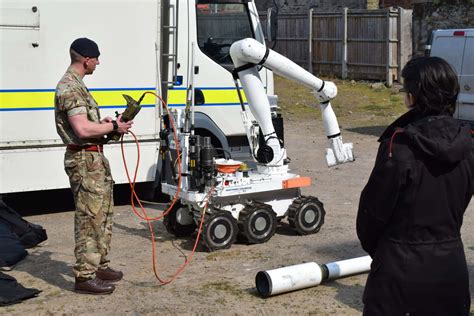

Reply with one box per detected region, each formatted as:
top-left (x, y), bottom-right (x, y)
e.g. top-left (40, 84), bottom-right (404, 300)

top-left (261, 8), bottom-right (412, 85)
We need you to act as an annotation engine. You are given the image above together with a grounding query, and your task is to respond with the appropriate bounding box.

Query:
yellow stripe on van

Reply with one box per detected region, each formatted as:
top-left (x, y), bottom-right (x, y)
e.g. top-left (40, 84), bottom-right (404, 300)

top-left (0, 89), bottom-right (156, 110)
top-left (92, 90), bottom-right (154, 107)
top-left (0, 87), bottom-right (247, 111)
top-left (0, 91), bottom-right (54, 109)
top-left (167, 88), bottom-right (248, 106)
top-left (202, 89), bottom-right (247, 104)
top-left (167, 89), bottom-right (187, 105)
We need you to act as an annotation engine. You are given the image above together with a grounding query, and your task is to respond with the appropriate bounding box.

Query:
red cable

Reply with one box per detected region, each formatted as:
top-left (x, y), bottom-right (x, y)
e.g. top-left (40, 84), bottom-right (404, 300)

top-left (120, 92), bottom-right (181, 221)
top-left (119, 92), bottom-right (211, 284)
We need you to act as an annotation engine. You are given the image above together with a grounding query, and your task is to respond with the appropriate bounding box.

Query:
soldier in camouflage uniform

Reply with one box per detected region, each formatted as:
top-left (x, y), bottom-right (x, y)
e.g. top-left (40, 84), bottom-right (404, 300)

top-left (54, 38), bottom-right (133, 295)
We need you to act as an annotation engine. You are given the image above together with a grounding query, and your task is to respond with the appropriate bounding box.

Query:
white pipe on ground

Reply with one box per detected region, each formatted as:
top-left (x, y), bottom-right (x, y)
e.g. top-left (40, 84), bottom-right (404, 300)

top-left (255, 255), bottom-right (372, 298)
top-left (325, 255), bottom-right (372, 280)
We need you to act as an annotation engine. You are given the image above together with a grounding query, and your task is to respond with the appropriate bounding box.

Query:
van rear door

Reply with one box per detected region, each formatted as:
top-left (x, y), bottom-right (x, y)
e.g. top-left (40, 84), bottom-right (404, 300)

top-left (457, 33), bottom-right (474, 121)
top-left (430, 29), bottom-right (474, 122)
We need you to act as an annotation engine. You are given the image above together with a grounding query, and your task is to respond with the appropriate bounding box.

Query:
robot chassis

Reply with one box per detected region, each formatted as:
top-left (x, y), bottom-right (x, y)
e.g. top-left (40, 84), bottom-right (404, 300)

top-left (161, 38), bottom-right (354, 251)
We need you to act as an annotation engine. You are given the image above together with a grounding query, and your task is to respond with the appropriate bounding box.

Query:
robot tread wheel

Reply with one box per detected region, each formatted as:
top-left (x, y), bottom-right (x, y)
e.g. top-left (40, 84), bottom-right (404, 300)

top-left (201, 210), bottom-right (238, 252)
top-left (238, 201), bottom-right (277, 244)
top-left (288, 196), bottom-right (325, 235)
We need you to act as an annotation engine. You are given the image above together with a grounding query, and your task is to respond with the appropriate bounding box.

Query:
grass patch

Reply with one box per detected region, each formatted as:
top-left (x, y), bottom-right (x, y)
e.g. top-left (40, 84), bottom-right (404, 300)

top-left (201, 281), bottom-right (245, 298)
top-left (275, 76), bottom-right (406, 129)
top-left (206, 250), bottom-right (242, 261)
top-left (363, 103), bottom-right (389, 111)
top-left (206, 249), bottom-right (264, 261)
top-left (44, 289), bottom-right (62, 298)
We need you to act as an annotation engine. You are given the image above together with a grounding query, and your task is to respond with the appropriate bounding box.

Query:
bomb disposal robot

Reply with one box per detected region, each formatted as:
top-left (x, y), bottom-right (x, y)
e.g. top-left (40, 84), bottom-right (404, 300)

top-left (161, 38), bottom-right (354, 251)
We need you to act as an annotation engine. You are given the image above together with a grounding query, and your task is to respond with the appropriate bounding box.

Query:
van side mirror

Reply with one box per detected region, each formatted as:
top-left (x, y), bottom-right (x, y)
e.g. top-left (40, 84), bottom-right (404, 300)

top-left (266, 7), bottom-right (278, 43)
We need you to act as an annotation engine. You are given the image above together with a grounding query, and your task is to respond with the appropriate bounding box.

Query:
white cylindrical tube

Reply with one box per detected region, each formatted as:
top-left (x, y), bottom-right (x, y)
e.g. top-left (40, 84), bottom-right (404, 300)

top-left (236, 67), bottom-right (275, 136)
top-left (255, 256), bottom-right (372, 298)
top-left (230, 38), bottom-right (324, 92)
top-left (320, 101), bottom-right (341, 137)
top-left (324, 255), bottom-right (372, 280)
top-left (255, 262), bottom-right (323, 298)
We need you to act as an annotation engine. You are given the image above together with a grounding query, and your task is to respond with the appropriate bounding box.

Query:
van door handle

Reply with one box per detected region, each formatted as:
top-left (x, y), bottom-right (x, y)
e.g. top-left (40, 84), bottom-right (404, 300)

top-left (465, 85), bottom-right (471, 91)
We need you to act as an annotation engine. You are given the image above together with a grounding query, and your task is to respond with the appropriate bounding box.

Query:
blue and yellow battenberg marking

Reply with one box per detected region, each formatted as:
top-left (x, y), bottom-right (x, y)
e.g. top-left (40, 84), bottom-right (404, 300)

top-left (0, 87), bottom-right (248, 111)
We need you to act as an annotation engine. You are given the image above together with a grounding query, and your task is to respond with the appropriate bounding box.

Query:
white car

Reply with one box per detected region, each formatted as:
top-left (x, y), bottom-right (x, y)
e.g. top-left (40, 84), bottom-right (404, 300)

top-left (427, 29), bottom-right (474, 127)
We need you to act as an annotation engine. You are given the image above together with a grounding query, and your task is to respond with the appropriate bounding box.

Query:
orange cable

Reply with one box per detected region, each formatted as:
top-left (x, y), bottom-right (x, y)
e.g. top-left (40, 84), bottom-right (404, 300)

top-left (120, 92), bottom-right (181, 221)
top-left (119, 92), bottom-right (211, 284)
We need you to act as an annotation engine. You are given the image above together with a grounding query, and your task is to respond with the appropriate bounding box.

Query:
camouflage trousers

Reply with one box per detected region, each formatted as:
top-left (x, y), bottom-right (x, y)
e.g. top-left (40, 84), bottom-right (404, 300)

top-left (64, 149), bottom-right (114, 280)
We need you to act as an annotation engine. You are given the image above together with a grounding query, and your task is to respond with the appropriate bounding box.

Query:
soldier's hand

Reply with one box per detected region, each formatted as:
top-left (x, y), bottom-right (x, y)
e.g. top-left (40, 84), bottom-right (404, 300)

top-left (101, 116), bottom-right (113, 124)
top-left (117, 115), bottom-right (133, 134)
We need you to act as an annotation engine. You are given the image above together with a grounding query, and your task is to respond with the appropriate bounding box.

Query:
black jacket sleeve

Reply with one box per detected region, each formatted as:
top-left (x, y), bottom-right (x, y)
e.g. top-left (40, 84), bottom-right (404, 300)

top-left (356, 143), bottom-right (407, 257)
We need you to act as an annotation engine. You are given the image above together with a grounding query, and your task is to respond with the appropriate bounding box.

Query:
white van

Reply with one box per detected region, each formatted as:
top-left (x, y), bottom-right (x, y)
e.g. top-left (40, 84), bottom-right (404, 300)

top-left (427, 29), bottom-right (474, 125)
top-left (0, 0), bottom-right (273, 194)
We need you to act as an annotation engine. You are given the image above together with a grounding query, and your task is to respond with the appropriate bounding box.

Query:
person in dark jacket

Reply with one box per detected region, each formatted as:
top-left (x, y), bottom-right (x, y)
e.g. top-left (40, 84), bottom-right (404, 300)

top-left (357, 56), bottom-right (473, 315)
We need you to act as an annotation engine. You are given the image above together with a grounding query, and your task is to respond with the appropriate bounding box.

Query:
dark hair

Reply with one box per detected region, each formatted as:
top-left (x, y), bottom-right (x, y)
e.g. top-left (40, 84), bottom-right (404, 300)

top-left (401, 56), bottom-right (459, 115)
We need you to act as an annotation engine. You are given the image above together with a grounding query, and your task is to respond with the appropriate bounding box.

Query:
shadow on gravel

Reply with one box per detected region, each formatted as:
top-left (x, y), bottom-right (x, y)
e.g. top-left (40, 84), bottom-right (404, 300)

top-left (114, 214), bottom-right (303, 253)
top-left (325, 281), bottom-right (365, 312)
top-left (114, 221), bottom-right (170, 240)
top-left (346, 125), bottom-right (387, 137)
top-left (275, 222), bottom-right (299, 236)
top-left (113, 221), bottom-right (207, 253)
top-left (469, 263), bottom-right (474, 297)
top-left (2, 183), bottom-right (166, 217)
top-left (310, 240), bottom-right (367, 261)
top-left (14, 249), bottom-right (74, 292)
top-left (243, 286), bottom-right (261, 298)
top-left (310, 241), bottom-right (365, 312)
top-left (2, 189), bottom-right (75, 216)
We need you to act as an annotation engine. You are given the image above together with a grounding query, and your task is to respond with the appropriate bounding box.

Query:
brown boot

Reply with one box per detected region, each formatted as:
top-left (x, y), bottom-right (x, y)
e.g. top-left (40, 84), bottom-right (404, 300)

top-left (96, 267), bottom-right (123, 283)
top-left (75, 277), bottom-right (115, 295)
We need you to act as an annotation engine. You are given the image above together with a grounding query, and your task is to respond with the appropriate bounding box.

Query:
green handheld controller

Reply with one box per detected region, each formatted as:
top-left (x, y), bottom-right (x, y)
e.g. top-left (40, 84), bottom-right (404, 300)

top-left (106, 93), bottom-right (144, 142)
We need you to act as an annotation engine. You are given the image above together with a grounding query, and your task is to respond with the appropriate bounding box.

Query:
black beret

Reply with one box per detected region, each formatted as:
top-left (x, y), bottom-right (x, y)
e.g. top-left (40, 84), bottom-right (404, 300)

top-left (70, 37), bottom-right (100, 58)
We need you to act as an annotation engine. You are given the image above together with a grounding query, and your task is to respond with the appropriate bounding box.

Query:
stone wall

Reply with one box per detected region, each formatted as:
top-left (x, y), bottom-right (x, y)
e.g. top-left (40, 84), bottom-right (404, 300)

top-left (380, 0), bottom-right (413, 8)
top-left (255, 0), bottom-right (373, 13)
top-left (256, 0), bottom-right (474, 58)
top-left (412, 1), bottom-right (474, 55)
top-left (367, 0), bottom-right (380, 9)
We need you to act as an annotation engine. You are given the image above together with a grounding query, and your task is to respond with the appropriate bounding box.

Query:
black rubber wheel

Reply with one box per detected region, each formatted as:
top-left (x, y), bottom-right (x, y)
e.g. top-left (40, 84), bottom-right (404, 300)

top-left (202, 211), bottom-right (238, 251)
top-left (288, 196), bottom-right (325, 235)
top-left (238, 202), bottom-right (277, 244)
top-left (163, 202), bottom-right (197, 237)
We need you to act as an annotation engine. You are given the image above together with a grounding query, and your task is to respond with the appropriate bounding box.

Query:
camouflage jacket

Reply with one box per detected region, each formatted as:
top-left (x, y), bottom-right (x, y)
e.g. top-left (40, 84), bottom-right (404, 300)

top-left (55, 67), bottom-right (103, 145)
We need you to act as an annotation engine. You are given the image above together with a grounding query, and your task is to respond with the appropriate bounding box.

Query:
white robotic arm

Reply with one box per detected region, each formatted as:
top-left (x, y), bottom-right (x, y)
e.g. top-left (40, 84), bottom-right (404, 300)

top-left (230, 38), bottom-right (354, 167)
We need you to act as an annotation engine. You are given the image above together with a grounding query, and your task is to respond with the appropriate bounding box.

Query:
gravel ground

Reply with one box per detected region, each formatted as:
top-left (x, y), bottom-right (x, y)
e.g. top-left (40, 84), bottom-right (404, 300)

top-left (3, 117), bottom-right (474, 315)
